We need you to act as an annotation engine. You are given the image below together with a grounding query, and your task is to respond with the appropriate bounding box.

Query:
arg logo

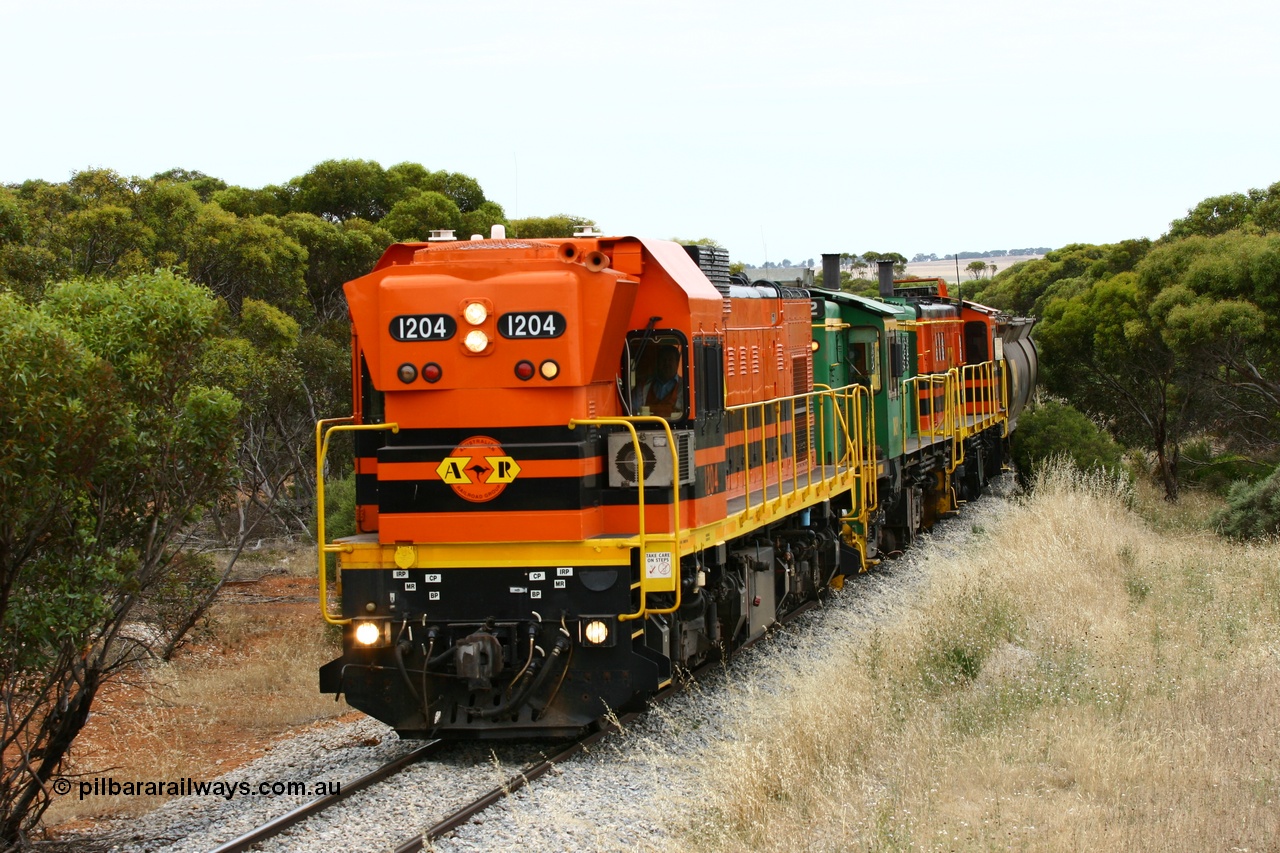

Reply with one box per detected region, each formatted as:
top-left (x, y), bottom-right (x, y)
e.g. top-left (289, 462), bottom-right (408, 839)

top-left (436, 435), bottom-right (521, 503)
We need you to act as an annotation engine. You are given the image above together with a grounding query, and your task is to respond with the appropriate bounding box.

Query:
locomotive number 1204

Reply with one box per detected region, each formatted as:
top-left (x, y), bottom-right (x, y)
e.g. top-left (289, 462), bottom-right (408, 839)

top-left (499, 311), bottom-right (565, 339)
top-left (389, 314), bottom-right (458, 341)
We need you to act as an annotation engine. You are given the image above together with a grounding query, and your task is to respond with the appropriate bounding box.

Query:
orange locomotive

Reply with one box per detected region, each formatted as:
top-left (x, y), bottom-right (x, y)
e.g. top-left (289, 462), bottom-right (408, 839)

top-left (317, 231), bottom-right (873, 738)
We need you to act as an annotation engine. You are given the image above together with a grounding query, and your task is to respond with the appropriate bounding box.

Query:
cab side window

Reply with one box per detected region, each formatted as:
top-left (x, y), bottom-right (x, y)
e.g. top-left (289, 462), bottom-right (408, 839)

top-left (847, 328), bottom-right (881, 392)
top-left (625, 333), bottom-right (687, 421)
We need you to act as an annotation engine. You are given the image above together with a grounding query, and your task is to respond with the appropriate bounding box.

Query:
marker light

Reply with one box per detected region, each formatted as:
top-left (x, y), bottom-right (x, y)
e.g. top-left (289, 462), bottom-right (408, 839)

top-left (811, 339), bottom-right (820, 352)
top-left (397, 363), bottom-right (418, 383)
top-left (354, 622), bottom-right (382, 645)
top-left (515, 360), bottom-right (535, 381)
top-left (463, 302), bottom-right (488, 325)
top-left (422, 362), bottom-right (442, 383)
top-left (464, 330), bottom-right (489, 353)
top-left (539, 360), bottom-right (560, 380)
top-left (584, 620), bottom-right (610, 645)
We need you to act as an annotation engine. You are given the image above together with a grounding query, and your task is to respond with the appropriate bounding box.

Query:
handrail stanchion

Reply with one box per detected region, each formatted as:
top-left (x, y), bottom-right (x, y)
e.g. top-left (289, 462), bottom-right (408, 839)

top-left (316, 420), bottom-right (398, 626)
top-left (568, 416), bottom-right (682, 621)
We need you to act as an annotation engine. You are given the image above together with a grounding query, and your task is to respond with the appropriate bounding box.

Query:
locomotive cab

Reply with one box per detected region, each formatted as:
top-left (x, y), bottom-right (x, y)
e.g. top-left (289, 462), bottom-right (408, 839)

top-left (624, 333), bottom-right (688, 421)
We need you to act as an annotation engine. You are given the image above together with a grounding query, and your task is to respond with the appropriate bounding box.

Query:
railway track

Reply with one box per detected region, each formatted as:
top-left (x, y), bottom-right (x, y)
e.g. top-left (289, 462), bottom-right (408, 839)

top-left (395, 601), bottom-right (819, 852)
top-left (206, 740), bottom-right (448, 853)
top-left (392, 710), bottom-right (643, 853)
top-left (202, 714), bottom-right (639, 853)
top-left (206, 601), bottom-right (821, 853)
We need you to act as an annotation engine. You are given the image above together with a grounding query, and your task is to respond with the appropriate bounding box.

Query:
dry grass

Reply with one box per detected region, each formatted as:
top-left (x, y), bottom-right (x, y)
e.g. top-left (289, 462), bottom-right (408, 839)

top-left (166, 609), bottom-right (344, 730)
top-left (1129, 475), bottom-right (1227, 534)
top-left (43, 574), bottom-right (348, 828)
top-left (679, 464), bottom-right (1280, 852)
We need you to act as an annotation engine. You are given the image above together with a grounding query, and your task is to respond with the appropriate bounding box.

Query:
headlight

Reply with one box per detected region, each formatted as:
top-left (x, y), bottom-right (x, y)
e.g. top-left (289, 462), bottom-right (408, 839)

top-left (463, 302), bottom-right (488, 325)
top-left (464, 330), bottom-right (489, 353)
top-left (580, 617), bottom-right (615, 647)
top-left (354, 622), bottom-right (382, 645)
top-left (584, 620), bottom-right (609, 644)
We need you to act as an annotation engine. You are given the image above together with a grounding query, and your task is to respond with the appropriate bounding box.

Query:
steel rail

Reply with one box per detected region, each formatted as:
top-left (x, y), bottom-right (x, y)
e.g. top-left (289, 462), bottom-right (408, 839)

top-left (393, 710), bottom-right (645, 853)
top-left (391, 598), bottom-right (823, 853)
top-left (206, 739), bottom-right (447, 853)
top-left (206, 598), bottom-right (825, 853)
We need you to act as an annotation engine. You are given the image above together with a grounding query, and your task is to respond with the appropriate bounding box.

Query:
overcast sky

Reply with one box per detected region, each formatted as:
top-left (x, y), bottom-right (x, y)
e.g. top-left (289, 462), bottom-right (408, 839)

top-left (2, 0), bottom-right (1276, 265)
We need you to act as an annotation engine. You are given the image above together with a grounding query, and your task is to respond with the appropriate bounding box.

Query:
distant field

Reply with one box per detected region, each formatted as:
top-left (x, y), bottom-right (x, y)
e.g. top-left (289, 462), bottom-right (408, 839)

top-left (904, 253), bottom-right (1044, 285)
top-left (745, 254), bottom-right (1046, 289)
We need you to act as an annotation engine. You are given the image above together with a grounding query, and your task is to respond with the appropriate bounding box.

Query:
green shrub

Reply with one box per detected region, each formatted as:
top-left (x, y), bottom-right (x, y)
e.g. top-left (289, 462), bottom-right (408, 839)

top-left (1179, 437), bottom-right (1270, 495)
top-left (323, 470), bottom-right (357, 540)
top-left (322, 471), bottom-right (357, 579)
top-left (1012, 398), bottom-right (1126, 481)
top-left (1214, 463), bottom-right (1280, 539)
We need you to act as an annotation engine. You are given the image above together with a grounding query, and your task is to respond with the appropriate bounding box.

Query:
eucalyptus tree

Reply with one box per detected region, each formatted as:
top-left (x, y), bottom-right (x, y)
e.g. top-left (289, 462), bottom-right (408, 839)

top-left (0, 272), bottom-right (239, 845)
top-left (509, 214), bottom-right (596, 238)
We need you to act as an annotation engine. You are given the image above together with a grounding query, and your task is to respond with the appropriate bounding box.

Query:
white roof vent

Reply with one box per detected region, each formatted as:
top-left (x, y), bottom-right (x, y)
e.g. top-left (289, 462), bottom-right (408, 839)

top-left (491, 224), bottom-right (507, 240)
top-left (573, 224), bottom-right (600, 237)
top-left (470, 234), bottom-right (484, 241)
top-left (428, 229), bottom-right (455, 242)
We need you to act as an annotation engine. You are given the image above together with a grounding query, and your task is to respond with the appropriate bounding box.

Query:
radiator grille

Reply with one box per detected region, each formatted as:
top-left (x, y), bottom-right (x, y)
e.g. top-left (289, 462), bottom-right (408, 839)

top-left (682, 245), bottom-right (732, 296)
top-left (792, 355), bottom-right (812, 462)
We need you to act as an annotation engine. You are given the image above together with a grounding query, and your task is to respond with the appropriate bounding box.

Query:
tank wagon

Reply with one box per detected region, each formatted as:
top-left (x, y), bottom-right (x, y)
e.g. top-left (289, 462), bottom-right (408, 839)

top-left (316, 232), bottom-right (1037, 739)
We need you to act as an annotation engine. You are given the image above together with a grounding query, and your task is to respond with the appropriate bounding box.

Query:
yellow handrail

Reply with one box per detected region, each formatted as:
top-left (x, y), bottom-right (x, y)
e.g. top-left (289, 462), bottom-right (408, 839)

top-left (814, 383), bottom-right (863, 475)
top-left (1002, 359), bottom-right (1012, 437)
top-left (315, 420), bottom-right (399, 626)
top-left (727, 385), bottom-right (858, 519)
top-left (830, 382), bottom-right (877, 569)
top-left (961, 360), bottom-right (1003, 432)
top-left (734, 383), bottom-right (875, 572)
top-left (902, 370), bottom-right (965, 472)
top-left (948, 367), bottom-right (965, 472)
top-left (854, 384), bottom-right (878, 515)
top-left (901, 360), bottom-right (1019, 482)
top-left (568, 416), bottom-right (682, 622)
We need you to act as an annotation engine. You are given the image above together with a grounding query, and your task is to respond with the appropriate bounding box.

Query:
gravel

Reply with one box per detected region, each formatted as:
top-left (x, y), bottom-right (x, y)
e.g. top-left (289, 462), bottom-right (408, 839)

top-left (50, 480), bottom-right (1014, 853)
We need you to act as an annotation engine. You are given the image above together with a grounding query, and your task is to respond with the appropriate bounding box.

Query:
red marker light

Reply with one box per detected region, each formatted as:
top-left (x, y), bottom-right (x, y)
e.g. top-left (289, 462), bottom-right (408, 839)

top-left (514, 360), bottom-right (535, 381)
top-left (422, 362), bottom-right (442, 383)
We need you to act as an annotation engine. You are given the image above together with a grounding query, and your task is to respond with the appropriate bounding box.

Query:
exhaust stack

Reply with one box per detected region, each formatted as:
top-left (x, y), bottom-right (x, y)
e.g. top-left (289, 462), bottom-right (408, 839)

top-left (821, 253), bottom-right (841, 290)
top-left (877, 260), bottom-right (895, 298)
